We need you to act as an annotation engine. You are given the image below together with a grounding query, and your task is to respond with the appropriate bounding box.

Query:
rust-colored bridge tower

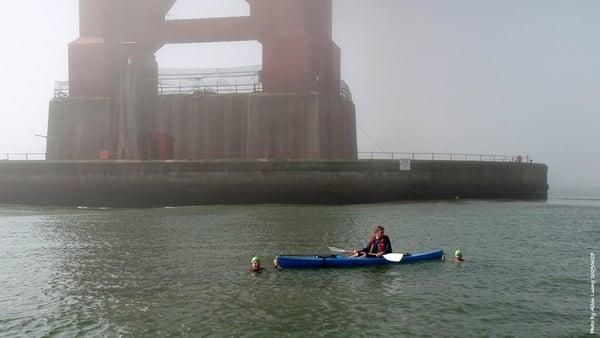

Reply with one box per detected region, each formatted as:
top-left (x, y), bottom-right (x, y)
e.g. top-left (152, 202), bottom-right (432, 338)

top-left (71, 0), bottom-right (341, 97)
top-left (49, 0), bottom-right (357, 160)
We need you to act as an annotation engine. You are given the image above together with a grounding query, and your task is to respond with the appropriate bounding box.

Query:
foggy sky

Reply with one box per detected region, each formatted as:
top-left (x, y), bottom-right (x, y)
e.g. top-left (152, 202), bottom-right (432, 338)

top-left (0, 0), bottom-right (598, 188)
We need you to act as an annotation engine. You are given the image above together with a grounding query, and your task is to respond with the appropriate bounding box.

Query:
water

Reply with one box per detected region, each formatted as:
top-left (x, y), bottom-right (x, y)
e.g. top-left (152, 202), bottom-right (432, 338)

top-left (0, 191), bottom-right (598, 337)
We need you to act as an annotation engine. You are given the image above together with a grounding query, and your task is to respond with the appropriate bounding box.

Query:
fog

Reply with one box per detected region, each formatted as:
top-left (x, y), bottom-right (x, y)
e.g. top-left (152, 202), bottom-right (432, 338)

top-left (0, 0), bottom-right (598, 188)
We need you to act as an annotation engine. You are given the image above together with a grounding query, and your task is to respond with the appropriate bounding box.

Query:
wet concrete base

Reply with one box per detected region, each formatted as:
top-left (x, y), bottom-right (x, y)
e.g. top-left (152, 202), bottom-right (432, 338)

top-left (0, 160), bottom-right (548, 208)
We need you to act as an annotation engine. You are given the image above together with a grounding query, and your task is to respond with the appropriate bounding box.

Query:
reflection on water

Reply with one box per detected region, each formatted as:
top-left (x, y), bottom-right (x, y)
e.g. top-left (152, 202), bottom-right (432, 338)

top-left (0, 199), bottom-right (597, 336)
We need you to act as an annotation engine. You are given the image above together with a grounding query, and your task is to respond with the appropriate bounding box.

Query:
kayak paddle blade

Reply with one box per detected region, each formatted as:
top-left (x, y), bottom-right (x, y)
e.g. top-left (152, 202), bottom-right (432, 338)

top-left (383, 253), bottom-right (404, 262)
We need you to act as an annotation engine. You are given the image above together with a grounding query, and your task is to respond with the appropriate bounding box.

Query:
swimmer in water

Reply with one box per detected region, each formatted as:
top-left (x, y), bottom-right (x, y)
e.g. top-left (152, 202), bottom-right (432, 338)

top-left (454, 249), bottom-right (465, 263)
top-left (249, 256), bottom-right (264, 274)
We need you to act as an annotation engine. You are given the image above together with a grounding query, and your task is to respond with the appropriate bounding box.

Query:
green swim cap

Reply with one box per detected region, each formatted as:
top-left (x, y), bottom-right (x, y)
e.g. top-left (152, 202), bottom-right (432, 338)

top-left (251, 256), bottom-right (260, 263)
top-left (454, 249), bottom-right (463, 257)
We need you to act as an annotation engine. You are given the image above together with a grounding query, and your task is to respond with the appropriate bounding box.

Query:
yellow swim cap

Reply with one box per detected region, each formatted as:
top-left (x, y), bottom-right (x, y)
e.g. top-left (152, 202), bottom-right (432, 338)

top-left (251, 256), bottom-right (260, 263)
top-left (454, 249), bottom-right (463, 257)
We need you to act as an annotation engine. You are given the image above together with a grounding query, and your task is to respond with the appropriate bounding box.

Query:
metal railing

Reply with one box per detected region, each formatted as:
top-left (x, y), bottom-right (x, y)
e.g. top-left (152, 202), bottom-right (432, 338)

top-left (0, 152), bottom-right (527, 163)
top-left (157, 68), bottom-right (262, 95)
top-left (0, 153), bottom-right (47, 161)
top-left (54, 81), bottom-right (69, 98)
top-left (53, 68), bottom-right (353, 101)
top-left (339, 81), bottom-right (352, 101)
top-left (358, 152), bottom-right (521, 162)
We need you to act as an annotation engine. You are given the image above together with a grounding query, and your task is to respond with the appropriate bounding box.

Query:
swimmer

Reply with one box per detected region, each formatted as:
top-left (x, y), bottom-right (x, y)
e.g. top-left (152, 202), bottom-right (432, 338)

top-left (249, 256), bottom-right (264, 274)
top-left (454, 249), bottom-right (465, 263)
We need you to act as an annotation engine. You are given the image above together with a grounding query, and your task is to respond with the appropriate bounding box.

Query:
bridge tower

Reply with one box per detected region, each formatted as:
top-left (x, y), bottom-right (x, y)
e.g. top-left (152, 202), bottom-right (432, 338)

top-left (49, 0), bottom-right (357, 160)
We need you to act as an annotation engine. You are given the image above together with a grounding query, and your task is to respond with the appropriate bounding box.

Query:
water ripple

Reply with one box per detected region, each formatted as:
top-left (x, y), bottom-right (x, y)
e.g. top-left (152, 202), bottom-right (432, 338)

top-left (0, 200), bottom-right (596, 336)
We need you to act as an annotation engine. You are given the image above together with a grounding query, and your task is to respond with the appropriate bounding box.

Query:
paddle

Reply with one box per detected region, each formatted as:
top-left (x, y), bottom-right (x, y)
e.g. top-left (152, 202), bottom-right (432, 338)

top-left (382, 253), bottom-right (404, 263)
top-left (328, 246), bottom-right (404, 263)
top-left (328, 246), bottom-right (354, 254)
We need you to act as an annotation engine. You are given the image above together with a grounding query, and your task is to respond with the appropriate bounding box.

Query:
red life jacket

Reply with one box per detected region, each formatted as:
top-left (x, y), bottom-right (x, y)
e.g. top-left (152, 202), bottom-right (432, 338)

top-left (368, 235), bottom-right (389, 254)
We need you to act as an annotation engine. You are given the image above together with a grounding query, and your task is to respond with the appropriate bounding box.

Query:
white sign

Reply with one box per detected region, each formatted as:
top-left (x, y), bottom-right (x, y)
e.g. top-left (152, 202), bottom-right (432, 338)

top-left (399, 159), bottom-right (411, 171)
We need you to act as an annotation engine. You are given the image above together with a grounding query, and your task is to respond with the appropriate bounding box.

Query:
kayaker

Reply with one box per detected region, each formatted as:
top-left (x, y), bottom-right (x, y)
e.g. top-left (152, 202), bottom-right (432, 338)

top-left (249, 256), bottom-right (264, 274)
top-left (353, 225), bottom-right (392, 258)
top-left (454, 249), bottom-right (465, 263)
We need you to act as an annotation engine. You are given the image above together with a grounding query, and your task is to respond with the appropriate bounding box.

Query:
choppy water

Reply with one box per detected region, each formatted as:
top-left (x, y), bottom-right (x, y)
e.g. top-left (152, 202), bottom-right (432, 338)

top-left (0, 190), bottom-right (598, 337)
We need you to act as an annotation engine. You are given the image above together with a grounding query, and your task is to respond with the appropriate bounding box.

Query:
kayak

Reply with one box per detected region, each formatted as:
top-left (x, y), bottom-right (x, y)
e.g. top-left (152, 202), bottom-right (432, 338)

top-left (275, 249), bottom-right (444, 269)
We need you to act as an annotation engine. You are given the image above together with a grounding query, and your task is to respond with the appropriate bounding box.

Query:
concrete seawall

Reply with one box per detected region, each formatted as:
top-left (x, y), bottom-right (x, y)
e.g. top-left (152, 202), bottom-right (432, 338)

top-left (0, 160), bottom-right (548, 207)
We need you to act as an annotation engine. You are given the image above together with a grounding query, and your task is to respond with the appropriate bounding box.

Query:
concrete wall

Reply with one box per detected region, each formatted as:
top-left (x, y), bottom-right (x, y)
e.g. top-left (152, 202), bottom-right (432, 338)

top-left (246, 93), bottom-right (321, 159)
top-left (0, 160), bottom-right (548, 207)
top-left (48, 98), bottom-right (116, 160)
top-left (146, 92), bottom-right (355, 160)
top-left (145, 94), bottom-right (250, 159)
top-left (319, 94), bottom-right (357, 159)
top-left (49, 92), bottom-right (357, 161)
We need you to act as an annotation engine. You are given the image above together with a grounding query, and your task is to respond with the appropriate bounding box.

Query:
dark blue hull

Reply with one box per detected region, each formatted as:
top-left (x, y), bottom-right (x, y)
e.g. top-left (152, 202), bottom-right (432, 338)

top-left (275, 249), bottom-right (444, 269)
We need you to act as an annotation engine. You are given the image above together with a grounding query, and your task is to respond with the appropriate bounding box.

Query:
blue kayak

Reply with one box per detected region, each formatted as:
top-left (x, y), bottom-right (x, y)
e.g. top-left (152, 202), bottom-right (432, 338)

top-left (275, 249), bottom-right (444, 269)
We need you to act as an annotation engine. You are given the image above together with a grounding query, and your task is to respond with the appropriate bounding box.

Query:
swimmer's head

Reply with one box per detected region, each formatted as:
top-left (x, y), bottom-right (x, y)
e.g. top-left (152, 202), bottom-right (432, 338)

top-left (454, 249), bottom-right (464, 262)
top-left (251, 256), bottom-right (262, 271)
